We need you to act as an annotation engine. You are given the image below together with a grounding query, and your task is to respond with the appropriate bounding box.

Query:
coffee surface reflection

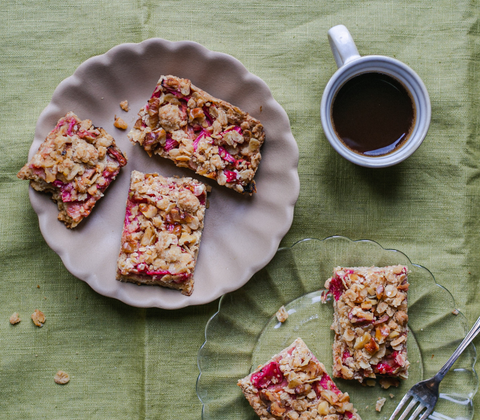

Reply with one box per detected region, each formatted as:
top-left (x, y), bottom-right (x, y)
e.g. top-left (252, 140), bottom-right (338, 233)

top-left (331, 72), bottom-right (415, 156)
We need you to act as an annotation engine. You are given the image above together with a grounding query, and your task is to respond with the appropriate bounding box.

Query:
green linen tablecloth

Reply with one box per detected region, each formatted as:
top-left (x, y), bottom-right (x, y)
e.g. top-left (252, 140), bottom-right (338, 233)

top-left (2, 0), bottom-right (480, 419)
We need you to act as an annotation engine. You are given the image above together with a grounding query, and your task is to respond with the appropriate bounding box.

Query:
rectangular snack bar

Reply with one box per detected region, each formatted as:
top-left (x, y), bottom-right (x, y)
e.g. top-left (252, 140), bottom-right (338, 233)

top-left (324, 266), bottom-right (409, 383)
top-left (238, 338), bottom-right (362, 420)
top-left (116, 170), bottom-right (210, 296)
top-left (128, 75), bottom-right (265, 195)
top-left (17, 112), bottom-right (127, 228)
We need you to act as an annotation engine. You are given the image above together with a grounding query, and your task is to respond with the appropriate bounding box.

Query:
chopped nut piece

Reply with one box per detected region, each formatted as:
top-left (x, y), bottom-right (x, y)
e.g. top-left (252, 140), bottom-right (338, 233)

top-left (276, 305), bottom-right (289, 323)
top-left (9, 312), bottom-right (21, 325)
top-left (114, 116), bottom-right (128, 130)
top-left (376, 397), bottom-right (386, 412)
top-left (119, 100), bottom-right (129, 111)
top-left (237, 338), bottom-right (362, 420)
top-left (31, 309), bottom-right (45, 327)
top-left (54, 371), bottom-right (70, 385)
top-left (324, 266), bottom-right (409, 383)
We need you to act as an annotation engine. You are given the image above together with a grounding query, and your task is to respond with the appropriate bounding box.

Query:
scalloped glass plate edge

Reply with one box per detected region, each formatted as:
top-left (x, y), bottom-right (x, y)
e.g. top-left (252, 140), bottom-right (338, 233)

top-left (197, 236), bottom-right (478, 420)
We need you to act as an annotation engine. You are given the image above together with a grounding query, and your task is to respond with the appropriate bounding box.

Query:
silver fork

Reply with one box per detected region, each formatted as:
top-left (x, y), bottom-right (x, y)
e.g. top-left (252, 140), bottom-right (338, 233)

top-left (389, 315), bottom-right (480, 420)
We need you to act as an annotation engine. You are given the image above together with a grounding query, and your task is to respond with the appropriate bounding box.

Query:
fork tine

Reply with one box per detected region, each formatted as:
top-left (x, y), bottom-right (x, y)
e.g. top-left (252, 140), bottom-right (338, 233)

top-left (389, 393), bottom-right (412, 419)
top-left (397, 399), bottom-right (420, 420)
top-left (407, 403), bottom-right (427, 420)
top-left (419, 407), bottom-right (434, 420)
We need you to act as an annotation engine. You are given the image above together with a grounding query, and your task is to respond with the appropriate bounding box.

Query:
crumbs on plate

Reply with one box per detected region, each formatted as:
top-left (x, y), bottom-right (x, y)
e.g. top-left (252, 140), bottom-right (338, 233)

top-left (119, 100), bottom-right (129, 112)
top-left (114, 116), bottom-right (128, 130)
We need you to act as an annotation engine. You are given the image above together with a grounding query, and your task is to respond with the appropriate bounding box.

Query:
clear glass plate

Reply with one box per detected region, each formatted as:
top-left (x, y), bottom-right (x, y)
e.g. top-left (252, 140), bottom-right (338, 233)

top-left (197, 237), bottom-right (478, 419)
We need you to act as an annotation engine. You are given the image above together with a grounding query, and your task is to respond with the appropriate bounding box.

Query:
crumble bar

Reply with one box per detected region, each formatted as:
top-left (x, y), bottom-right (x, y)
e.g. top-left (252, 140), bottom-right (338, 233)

top-left (324, 266), bottom-right (409, 383)
top-left (116, 170), bottom-right (210, 296)
top-left (238, 338), bottom-right (362, 420)
top-left (17, 112), bottom-right (128, 228)
top-left (128, 75), bottom-right (265, 195)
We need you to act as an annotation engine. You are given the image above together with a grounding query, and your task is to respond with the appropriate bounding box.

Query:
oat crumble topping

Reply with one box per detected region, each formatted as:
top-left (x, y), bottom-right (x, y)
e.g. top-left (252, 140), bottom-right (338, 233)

top-left (238, 338), bottom-right (362, 420)
top-left (128, 75), bottom-right (264, 195)
top-left (17, 112), bottom-right (128, 228)
top-left (116, 170), bottom-right (210, 296)
top-left (324, 266), bottom-right (409, 383)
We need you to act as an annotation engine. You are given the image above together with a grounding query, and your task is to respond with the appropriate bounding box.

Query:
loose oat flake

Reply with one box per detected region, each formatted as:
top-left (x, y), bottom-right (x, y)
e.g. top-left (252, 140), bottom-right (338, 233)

top-left (54, 371), bottom-right (70, 385)
top-left (376, 397), bottom-right (387, 412)
top-left (275, 305), bottom-right (289, 323)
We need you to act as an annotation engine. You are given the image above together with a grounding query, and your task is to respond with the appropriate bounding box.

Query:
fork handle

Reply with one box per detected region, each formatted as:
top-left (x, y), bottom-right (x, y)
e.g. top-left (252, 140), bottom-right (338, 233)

top-left (435, 315), bottom-right (480, 381)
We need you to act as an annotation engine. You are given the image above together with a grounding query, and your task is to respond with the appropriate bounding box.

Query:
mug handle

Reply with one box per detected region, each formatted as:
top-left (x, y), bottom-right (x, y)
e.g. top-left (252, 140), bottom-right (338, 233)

top-left (328, 25), bottom-right (361, 68)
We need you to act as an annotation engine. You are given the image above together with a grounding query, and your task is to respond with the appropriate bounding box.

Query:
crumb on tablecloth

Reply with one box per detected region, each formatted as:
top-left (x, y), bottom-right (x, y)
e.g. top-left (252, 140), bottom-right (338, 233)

top-left (120, 100), bottom-right (129, 112)
top-left (31, 309), bottom-right (45, 327)
top-left (9, 312), bottom-right (21, 325)
top-left (275, 305), bottom-right (288, 322)
top-left (54, 370), bottom-right (70, 385)
top-left (379, 377), bottom-right (400, 389)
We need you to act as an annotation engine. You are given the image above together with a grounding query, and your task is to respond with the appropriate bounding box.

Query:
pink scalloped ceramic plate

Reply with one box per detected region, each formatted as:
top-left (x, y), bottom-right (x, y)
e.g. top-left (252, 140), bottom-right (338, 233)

top-left (26, 39), bottom-right (299, 309)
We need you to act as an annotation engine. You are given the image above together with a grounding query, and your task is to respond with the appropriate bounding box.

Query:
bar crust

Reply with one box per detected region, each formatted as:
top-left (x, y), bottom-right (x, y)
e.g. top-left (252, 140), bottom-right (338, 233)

top-left (324, 266), bottom-right (409, 383)
top-left (238, 338), bottom-right (362, 420)
top-left (116, 170), bottom-right (209, 296)
top-left (17, 112), bottom-right (127, 228)
top-left (128, 75), bottom-right (264, 195)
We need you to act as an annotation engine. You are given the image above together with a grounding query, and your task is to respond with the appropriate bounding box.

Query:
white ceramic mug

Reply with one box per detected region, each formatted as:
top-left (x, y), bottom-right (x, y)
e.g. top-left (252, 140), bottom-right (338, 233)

top-left (320, 25), bottom-right (431, 168)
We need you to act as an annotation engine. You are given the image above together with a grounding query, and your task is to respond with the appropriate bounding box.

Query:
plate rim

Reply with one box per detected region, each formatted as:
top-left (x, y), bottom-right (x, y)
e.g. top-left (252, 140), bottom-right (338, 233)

top-left (196, 235), bottom-right (479, 418)
top-left (27, 38), bottom-right (300, 309)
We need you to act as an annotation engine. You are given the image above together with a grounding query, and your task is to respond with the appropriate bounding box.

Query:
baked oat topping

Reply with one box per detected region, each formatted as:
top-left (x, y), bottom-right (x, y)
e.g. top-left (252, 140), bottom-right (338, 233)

top-left (324, 266), bottom-right (409, 383)
top-left (31, 309), bottom-right (46, 327)
top-left (116, 170), bottom-right (210, 296)
top-left (276, 305), bottom-right (289, 323)
top-left (54, 370), bottom-right (70, 385)
top-left (238, 338), bottom-right (362, 420)
top-left (17, 112), bottom-right (128, 228)
top-left (128, 75), bottom-right (265, 195)
top-left (9, 312), bottom-right (21, 325)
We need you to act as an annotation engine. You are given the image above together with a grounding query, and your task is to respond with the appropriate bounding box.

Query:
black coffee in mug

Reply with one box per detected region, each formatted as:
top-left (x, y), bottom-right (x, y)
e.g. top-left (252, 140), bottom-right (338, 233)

top-left (331, 72), bottom-right (415, 156)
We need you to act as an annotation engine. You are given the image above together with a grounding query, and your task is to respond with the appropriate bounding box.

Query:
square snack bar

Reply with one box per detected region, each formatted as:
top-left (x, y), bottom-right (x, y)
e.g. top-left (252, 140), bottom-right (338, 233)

top-left (324, 266), bottom-right (409, 383)
top-left (238, 338), bottom-right (362, 420)
top-left (128, 75), bottom-right (265, 195)
top-left (17, 112), bottom-right (127, 228)
top-left (116, 170), bottom-right (210, 296)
